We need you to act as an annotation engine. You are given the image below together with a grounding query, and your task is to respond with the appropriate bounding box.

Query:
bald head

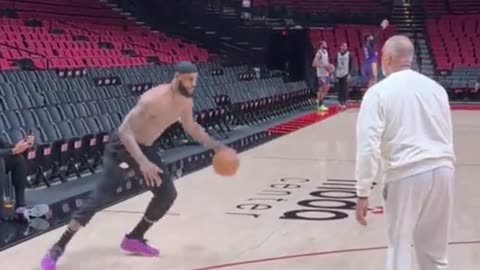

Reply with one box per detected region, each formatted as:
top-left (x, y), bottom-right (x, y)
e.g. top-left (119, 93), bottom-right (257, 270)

top-left (383, 35), bottom-right (414, 63)
top-left (381, 35), bottom-right (415, 76)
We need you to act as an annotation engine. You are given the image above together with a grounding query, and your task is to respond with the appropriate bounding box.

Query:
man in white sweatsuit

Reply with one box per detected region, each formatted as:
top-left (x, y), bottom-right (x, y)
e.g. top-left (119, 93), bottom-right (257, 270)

top-left (355, 35), bottom-right (456, 270)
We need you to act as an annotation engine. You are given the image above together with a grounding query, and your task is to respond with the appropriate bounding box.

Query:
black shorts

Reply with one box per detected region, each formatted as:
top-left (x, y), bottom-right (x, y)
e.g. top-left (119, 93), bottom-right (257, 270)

top-left (71, 132), bottom-right (173, 226)
top-left (104, 133), bottom-right (165, 174)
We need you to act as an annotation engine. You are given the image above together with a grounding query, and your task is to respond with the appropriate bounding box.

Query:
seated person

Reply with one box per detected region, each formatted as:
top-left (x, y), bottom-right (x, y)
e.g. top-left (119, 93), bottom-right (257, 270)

top-left (0, 135), bottom-right (34, 212)
top-left (468, 77), bottom-right (480, 100)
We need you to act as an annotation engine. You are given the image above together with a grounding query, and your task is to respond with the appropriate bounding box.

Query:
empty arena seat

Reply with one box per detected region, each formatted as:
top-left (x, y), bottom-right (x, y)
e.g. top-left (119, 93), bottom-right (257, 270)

top-left (0, 62), bottom-right (313, 189)
top-left (426, 15), bottom-right (480, 72)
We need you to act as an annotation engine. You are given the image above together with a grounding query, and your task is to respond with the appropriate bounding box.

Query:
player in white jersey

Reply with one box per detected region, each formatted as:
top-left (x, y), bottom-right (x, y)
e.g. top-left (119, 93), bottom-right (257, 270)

top-left (355, 35), bottom-right (456, 270)
top-left (312, 40), bottom-right (334, 112)
top-left (335, 42), bottom-right (353, 110)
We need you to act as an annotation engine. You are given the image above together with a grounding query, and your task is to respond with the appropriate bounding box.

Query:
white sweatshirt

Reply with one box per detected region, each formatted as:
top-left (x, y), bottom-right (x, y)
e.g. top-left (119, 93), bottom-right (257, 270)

top-left (355, 69), bottom-right (456, 197)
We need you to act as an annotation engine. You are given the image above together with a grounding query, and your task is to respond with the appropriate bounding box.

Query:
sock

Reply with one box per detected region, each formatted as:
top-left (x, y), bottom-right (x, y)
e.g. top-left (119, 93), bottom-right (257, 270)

top-left (127, 217), bottom-right (154, 239)
top-left (56, 226), bottom-right (76, 249)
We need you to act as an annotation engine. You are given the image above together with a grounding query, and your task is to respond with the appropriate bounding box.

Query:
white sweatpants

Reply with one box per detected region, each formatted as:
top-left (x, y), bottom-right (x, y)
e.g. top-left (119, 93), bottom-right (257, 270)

top-left (383, 166), bottom-right (454, 270)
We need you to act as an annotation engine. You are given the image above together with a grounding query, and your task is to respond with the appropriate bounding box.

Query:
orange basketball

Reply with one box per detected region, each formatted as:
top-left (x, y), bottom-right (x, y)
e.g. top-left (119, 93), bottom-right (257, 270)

top-left (212, 148), bottom-right (239, 176)
top-left (327, 64), bottom-right (335, 73)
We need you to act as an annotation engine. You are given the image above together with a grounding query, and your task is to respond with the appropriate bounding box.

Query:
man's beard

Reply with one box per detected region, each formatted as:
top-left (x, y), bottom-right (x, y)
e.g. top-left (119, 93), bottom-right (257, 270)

top-left (177, 82), bottom-right (194, 98)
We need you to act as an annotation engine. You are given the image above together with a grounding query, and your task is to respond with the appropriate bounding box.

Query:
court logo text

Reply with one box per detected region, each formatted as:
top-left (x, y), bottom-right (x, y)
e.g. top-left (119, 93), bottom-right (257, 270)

top-left (226, 177), bottom-right (365, 221)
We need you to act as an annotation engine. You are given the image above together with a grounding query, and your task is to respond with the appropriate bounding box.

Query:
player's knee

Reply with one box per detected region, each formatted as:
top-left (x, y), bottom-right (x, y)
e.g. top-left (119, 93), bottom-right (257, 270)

top-left (148, 185), bottom-right (177, 221)
top-left (147, 198), bottom-right (176, 222)
top-left (153, 184), bottom-right (177, 206)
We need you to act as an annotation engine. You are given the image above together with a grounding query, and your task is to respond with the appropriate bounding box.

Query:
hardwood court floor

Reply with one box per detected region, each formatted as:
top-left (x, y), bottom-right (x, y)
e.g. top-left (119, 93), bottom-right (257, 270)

top-left (1, 109), bottom-right (479, 270)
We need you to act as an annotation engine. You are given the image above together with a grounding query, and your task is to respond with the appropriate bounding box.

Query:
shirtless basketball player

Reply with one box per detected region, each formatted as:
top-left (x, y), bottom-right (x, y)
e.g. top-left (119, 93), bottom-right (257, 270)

top-left (40, 61), bottom-right (228, 270)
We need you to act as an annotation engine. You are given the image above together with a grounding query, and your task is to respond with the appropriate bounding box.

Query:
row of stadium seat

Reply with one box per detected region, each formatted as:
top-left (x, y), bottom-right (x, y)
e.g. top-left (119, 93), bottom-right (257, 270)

top-left (0, 63), bottom-right (314, 189)
top-left (0, 0), bottom-right (211, 70)
top-left (427, 15), bottom-right (480, 71)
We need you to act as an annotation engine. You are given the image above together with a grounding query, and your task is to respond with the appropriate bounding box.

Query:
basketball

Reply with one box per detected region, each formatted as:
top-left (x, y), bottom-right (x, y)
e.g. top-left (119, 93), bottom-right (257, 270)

top-left (327, 64), bottom-right (335, 73)
top-left (212, 147), bottom-right (239, 176)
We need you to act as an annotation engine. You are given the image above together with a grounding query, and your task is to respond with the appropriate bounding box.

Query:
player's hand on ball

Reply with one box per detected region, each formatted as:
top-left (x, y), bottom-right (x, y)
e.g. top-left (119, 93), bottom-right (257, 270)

top-left (328, 64), bottom-right (335, 73)
top-left (355, 197), bottom-right (369, 226)
top-left (140, 160), bottom-right (163, 187)
top-left (213, 143), bottom-right (228, 153)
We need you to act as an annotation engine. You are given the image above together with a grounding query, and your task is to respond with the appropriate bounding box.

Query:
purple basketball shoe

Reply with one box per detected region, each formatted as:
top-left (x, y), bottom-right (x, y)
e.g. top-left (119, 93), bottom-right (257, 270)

top-left (120, 236), bottom-right (159, 257)
top-left (40, 245), bottom-right (63, 270)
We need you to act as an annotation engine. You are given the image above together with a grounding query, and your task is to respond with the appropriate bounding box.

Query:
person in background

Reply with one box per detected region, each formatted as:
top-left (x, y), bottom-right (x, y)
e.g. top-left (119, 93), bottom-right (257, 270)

top-left (312, 40), bottom-right (335, 112)
top-left (335, 42), bottom-right (354, 110)
top-left (362, 19), bottom-right (390, 88)
top-left (0, 135), bottom-right (34, 213)
top-left (474, 77), bottom-right (479, 92)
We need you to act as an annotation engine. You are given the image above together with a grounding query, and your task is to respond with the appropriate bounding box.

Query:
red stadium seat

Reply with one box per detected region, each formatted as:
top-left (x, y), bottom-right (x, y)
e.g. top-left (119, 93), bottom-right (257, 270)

top-left (0, 0), bottom-right (212, 70)
top-left (426, 15), bottom-right (480, 71)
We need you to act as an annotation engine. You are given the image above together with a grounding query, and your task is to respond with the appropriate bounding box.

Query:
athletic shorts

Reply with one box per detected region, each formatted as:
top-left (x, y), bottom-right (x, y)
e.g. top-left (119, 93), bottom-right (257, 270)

top-left (362, 61), bottom-right (377, 80)
top-left (104, 132), bottom-right (168, 177)
top-left (317, 76), bottom-right (330, 88)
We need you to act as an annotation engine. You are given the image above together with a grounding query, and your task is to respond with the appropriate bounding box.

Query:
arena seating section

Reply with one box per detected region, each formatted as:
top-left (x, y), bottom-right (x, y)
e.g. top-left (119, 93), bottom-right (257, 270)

top-left (0, 0), bottom-right (210, 70)
top-left (0, 64), bottom-right (311, 191)
top-left (1, 0), bottom-right (477, 207)
top-left (424, 0), bottom-right (480, 74)
top-left (425, 3), bottom-right (480, 99)
top-left (426, 15), bottom-right (480, 72)
top-left (0, 1), bottom-right (314, 197)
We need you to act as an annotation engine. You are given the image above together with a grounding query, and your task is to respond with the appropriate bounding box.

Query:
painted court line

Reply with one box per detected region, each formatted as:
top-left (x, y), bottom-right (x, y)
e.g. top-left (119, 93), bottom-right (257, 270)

top-left (191, 240), bottom-right (480, 270)
top-left (253, 155), bottom-right (480, 168)
top-left (347, 103), bottom-right (480, 111)
top-left (100, 209), bottom-right (180, 216)
top-left (252, 155), bottom-right (355, 162)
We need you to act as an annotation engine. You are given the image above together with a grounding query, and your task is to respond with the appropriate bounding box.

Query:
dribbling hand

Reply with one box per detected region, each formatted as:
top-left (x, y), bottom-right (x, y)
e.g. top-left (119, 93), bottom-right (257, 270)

top-left (140, 160), bottom-right (163, 187)
top-left (213, 143), bottom-right (228, 153)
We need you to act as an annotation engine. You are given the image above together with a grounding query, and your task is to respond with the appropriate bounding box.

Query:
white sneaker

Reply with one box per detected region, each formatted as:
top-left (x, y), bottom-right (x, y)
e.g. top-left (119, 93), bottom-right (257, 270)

top-left (28, 204), bottom-right (51, 218)
top-left (17, 204), bottom-right (51, 222)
